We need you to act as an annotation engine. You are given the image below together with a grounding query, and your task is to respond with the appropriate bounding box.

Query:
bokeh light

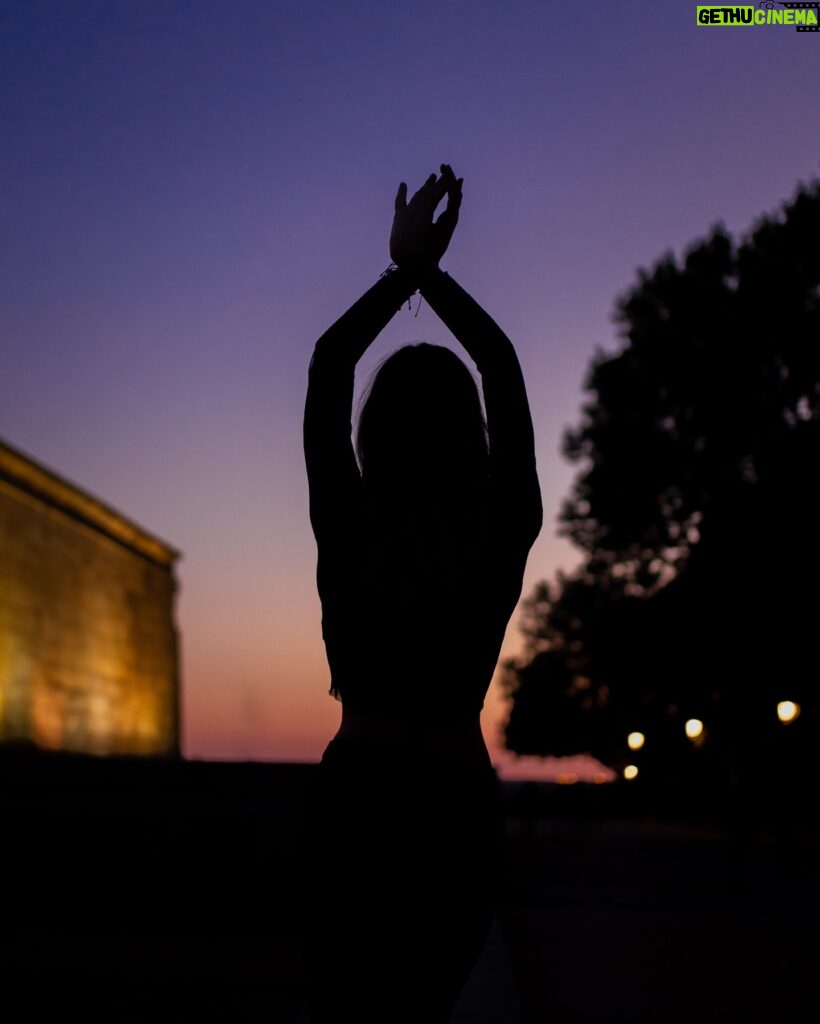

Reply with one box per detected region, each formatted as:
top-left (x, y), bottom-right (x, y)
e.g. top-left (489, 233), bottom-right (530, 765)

top-left (777, 701), bottom-right (800, 724)
top-left (685, 719), bottom-right (703, 740)
top-left (627, 731), bottom-right (645, 751)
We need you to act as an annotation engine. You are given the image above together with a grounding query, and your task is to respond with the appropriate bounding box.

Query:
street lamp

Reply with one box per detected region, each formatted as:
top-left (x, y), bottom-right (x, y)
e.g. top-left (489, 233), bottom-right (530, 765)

top-left (627, 731), bottom-right (645, 751)
top-left (777, 701), bottom-right (800, 724)
top-left (685, 719), bottom-right (703, 740)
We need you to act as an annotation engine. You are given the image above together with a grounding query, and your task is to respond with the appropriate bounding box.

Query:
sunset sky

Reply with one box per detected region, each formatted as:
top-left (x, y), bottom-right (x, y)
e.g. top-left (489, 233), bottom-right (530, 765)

top-left (2, 1), bottom-right (817, 776)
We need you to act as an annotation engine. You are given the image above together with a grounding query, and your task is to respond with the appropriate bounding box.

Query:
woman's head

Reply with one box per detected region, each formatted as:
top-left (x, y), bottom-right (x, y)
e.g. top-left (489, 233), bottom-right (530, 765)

top-left (356, 343), bottom-right (489, 496)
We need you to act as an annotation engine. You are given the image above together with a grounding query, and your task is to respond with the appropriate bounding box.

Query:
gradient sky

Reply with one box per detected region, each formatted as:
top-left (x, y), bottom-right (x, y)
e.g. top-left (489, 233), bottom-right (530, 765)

top-left (1, 1), bottom-right (817, 775)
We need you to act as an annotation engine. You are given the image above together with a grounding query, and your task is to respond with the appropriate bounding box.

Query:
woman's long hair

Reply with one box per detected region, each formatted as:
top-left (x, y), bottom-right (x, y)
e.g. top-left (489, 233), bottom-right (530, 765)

top-left (355, 344), bottom-right (489, 510)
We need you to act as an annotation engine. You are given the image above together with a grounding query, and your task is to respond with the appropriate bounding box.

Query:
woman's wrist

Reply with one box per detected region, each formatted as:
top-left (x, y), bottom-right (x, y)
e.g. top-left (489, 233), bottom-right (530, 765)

top-left (388, 262), bottom-right (446, 291)
top-left (379, 262), bottom-right (451, 311)
top-left (416, 264), bottom-right (448, 295)
top-left (378, 262), bottom-right (421, 304)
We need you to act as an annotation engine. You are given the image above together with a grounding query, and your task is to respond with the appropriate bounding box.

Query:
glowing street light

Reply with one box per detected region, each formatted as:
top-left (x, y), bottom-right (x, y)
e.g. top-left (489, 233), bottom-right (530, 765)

top-left (627, 731), bottom-right (645, 751)
top-left (685, 719), bottom-right (703, 740)
top-left (623, 765), bottom-right (639, 780)
top-left (777, 701), bottom-right (800, 724)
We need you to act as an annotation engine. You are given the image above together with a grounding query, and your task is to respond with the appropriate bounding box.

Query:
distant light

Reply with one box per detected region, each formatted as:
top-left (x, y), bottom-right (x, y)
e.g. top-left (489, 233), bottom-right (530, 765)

top-left (627, 731), bottom-right (645, 751)
top-left (623, 765), bottom-right (639, 780)
top-left (685, 719), bottom-right (703, 740)
top-left (556, 772), bottom-right (578, 785)
top-left (593, 772), bottom-right (608, 785)
top-left (777, 701), bottom-right (800, 724)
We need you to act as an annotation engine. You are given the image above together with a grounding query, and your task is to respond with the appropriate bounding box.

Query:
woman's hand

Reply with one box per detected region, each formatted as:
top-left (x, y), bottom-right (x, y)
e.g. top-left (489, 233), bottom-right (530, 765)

top-left (389, 164), bottom-right (463, 274)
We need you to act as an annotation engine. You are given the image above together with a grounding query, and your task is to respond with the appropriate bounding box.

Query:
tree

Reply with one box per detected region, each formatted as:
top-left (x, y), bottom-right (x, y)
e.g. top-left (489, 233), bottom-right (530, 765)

top-left (504, 180), bottom-right (820, 802)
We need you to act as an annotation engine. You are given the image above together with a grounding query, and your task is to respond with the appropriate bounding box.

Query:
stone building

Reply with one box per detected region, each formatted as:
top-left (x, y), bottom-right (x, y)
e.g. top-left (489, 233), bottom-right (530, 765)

top-left (0, 438), bottom-right (181, 756)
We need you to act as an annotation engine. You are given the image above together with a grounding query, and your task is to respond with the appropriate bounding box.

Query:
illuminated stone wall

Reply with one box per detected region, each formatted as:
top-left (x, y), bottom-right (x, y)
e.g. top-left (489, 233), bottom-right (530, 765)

top-left (0, 439), bottom-right (180, 756)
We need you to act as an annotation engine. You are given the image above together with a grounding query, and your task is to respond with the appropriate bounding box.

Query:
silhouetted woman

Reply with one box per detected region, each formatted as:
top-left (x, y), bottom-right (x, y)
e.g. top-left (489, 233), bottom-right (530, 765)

top-left (303, 165), bottom-right (542, 1022)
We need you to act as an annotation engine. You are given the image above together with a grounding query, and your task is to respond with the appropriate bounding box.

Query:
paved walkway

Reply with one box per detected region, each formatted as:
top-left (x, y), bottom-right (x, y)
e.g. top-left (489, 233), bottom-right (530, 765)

top-left (496, 819), bottom-right (820, 1023)
top-left (451, 916), bottom-right (528, 1022)
top-left (287, 915), bottom-right (527, 1023)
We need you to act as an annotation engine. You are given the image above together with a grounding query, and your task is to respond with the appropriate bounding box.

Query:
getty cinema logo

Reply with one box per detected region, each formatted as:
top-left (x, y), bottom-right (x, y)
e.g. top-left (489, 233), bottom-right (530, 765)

top-left (697, 3), bottom-right (819, 30)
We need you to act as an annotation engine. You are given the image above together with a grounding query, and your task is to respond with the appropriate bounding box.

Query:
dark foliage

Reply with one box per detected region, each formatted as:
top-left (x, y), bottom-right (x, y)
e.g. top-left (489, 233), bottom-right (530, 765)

top-left (504, 180), bottom-right (820, 797)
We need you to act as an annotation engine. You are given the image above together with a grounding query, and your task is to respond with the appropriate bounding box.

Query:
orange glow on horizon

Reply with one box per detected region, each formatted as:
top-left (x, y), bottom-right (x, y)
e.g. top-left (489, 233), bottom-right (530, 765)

top-left (181, 618), bottom-right (611, 781)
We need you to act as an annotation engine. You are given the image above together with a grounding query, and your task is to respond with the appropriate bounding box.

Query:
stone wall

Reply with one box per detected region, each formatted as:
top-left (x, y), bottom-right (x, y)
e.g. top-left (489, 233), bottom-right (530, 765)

top-left (0, 439), bottom-right (180, 756)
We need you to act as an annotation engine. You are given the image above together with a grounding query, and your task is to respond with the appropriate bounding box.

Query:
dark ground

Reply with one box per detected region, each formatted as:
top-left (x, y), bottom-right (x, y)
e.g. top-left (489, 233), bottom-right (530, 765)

top-left (2, 753), bottom-right (818, 1022)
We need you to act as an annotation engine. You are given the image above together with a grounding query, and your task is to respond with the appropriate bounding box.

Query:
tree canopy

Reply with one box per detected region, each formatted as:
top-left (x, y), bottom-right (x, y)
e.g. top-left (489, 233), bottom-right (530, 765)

top-left (504, 180), bottom-right (820, 796)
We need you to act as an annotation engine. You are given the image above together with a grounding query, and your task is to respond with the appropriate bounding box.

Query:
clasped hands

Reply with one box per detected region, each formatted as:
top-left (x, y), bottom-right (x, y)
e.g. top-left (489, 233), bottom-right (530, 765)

top-left (389, 164), bottom-right (463, 277)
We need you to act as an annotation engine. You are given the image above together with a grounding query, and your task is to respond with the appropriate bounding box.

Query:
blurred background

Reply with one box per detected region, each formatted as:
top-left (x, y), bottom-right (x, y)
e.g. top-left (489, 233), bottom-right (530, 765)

top-left (1, 2), bottom-right (818, 1021)
top-left (2, 0), bottom-right (817, 772)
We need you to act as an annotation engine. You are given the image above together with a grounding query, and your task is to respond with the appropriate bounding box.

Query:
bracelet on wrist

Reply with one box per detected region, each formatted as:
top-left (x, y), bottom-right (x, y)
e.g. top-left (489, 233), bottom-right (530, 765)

top-left (379, 262), bottom-right (420, 312)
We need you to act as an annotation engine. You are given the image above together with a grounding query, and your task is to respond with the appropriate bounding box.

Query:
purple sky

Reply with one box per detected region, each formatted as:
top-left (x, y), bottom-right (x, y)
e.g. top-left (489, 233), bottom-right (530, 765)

top-left (2, 1), bottom-right (817, 770)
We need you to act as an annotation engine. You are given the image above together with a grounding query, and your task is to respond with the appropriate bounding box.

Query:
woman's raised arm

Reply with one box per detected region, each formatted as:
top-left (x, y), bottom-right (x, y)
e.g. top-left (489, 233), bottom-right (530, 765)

top-left (419, 267), bottom-right (543, 546)
top-left (304, 166), bottom-right (463, 540)
top-left (385, 163), bottom-right (541, 545)
top-left (303, 268), bottom-right (416, 540)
